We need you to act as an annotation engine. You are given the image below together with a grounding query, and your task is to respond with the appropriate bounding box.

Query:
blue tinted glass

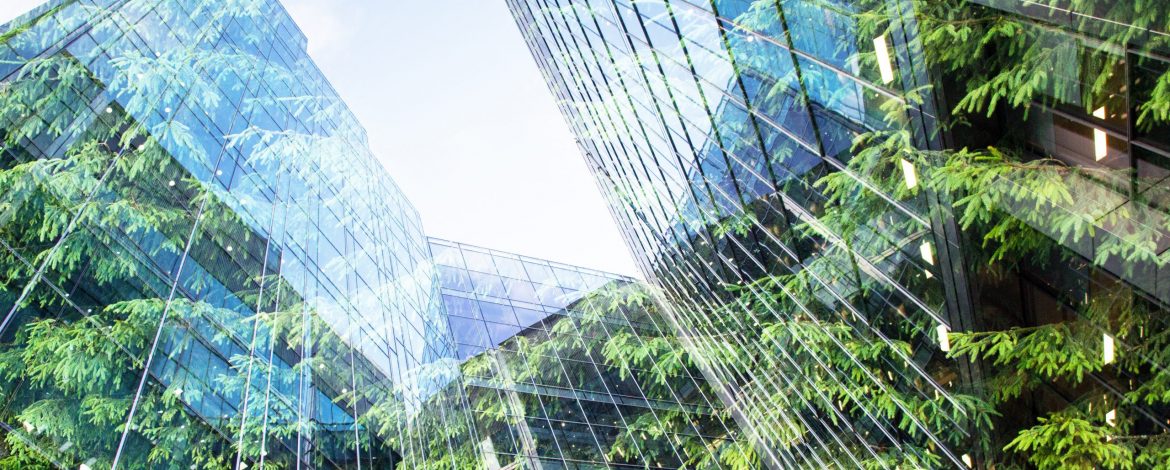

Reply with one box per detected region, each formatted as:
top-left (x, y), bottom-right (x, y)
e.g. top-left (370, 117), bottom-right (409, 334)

top-left (485, 322), bottom-right (522, 345)
top-left (514, 306), bottom-right (549, 326)
top-left (462, 249), bottom-right (495, 273)
top-left (479, 301), bottom-right (518, 325)
top-left (439, 266), bottom-right (473, 291)
top-left (443, 294), bottom-right (480, 319)
top-left (535, 283), bottom-right (568, 308)
top-left (523, 260), bottom-right (557, 283)
top-left (468, 271), bottom-right (507, 297)
top-left (503, 278), bottom-right (540, 304)
top-left (431, 243), bottom-right (465, 267)
top-left (449, 317), bottom-right (489, 347)
top-left (493, 256), bottom-right (527, 278)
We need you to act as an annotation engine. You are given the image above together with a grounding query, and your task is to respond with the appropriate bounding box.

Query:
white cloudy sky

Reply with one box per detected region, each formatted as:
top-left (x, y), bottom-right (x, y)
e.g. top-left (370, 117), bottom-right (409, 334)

top-left (280, 0), bottom-right (639, 277)
top-left (2, 0), bottom-right (640, 277)
top-left (0, 0), bottom-right (44, 25)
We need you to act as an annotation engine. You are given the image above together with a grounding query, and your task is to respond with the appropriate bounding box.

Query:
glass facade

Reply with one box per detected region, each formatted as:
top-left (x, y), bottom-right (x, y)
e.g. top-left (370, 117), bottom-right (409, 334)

top-left (431, 238), bottom-right (631, 361)
top-left (6, 0), bottom-right (1170, 468)
top-left (0, 1), bottom-right (471, 468)
top-left (431, 239), bottom-right (750, 468)
top-left (510, 0), bottom-right (1170, 468)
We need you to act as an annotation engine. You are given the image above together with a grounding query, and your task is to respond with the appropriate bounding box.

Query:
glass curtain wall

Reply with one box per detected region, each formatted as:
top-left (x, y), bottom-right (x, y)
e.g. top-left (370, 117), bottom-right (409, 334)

top-left (431, 238), bottom-right (628, 361)
top-left (430, 239), bottom-right (753, 469)
top-left (509, 0), bottom-right (1170, 468)
top-left (0, 1), bottom-right (474, 468)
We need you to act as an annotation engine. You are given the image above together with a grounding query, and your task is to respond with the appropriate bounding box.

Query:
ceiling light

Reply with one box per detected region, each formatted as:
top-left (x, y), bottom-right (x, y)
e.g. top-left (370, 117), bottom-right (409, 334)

top-left (937, 324), bottom-right (950, 352)
top-left (1103, 333), bottom-right (1115, 364)
top-left (900, 158), bottom-right (918, 189)
top-left (920, 241), bottom-right (935, 265)
top-left (1093, 106), bottom-right (1108, 161)
top-left (873, 35), bottom-right (895, 84)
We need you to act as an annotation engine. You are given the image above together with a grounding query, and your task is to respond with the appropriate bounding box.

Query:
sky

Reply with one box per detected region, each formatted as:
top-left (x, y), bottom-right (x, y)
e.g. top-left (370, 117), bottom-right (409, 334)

top-left (1, 0), bottom-right (641, 277)
top-left (0, 1), bottom-right (42, 25)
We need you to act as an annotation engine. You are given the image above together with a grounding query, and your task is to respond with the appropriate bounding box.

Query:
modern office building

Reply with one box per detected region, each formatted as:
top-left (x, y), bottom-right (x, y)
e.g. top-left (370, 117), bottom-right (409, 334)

top-left (510, 0), bottom-right (1170, 468)
top-left (0, 1), bottom-right (753, 469)
top-left (430, 238), bottom-right (750, 469)
top-left (8, 0), bottom-right (1170, 468)
top-left (431, 238), bottom-right (628, 361)
top-left (0, 1), bottom-right (473, 468)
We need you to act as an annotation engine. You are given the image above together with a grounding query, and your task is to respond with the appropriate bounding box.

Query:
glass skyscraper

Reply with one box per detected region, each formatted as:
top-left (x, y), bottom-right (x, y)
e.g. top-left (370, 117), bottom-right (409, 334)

top-left (7, 0), bottom-right (1170, 468)
top-left (510, 0), bottom-right (1170, 468)
top-left (431, 238), bottom-right (630, 361)
top-left (430, 239), bottom-right (749, 468)
top-left (0, 1), bottom-right (754, 469)
top-left (0, 1), bottom-right (471, 468)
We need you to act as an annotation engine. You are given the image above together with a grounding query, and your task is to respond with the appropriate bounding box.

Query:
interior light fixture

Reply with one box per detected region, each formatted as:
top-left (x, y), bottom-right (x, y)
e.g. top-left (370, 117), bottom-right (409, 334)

top-left (1103, 333), bottom-right (1116, 364)
top-left (920, 241), bottom-right (935, 265)
top-left (1093, 106), bottom-right (1108, 161)
top-left (1106, 408), bottom-right (1117, 427)
top-left (873, 35), bottom-right (895, 84)
top-left (937, 324), bottom-right (951, 352)
top-left (900, 158), bottom-right (918, 189)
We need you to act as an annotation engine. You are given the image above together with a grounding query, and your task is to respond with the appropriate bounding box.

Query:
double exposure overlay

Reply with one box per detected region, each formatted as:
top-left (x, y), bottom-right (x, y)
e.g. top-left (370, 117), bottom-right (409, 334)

top-left (431, 239), bottom-right (753, 468)
top-left (0, 1), bottom-right (473, 468)
top-left (6, 0), bottom-right (1170, 468)
top-left (0, 1), bottom-right (756, 468)
top-left (509, 0), bottom-right (1170, 468)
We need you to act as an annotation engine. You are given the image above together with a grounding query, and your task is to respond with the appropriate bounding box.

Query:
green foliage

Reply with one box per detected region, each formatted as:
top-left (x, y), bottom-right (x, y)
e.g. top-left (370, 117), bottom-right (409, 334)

top-left (0, 2), bottom-right (71, 48)
top-left (444, 283), bottom-right (753, 468)
top-left (1004, 411), bottom-right (1132, 470)
top-left (1, 0), bottom-right (1168, 468)
top-left (712, 211), bottom-right (759, 239)
top-left (949, 323), bottom-right (1100, 387)
top-left (0, 2), bottom-right (457, 466)
top-left (703, 1), bottom-right (1170, 467)
top-left (1136, 70), bottom-right (1170, 130)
